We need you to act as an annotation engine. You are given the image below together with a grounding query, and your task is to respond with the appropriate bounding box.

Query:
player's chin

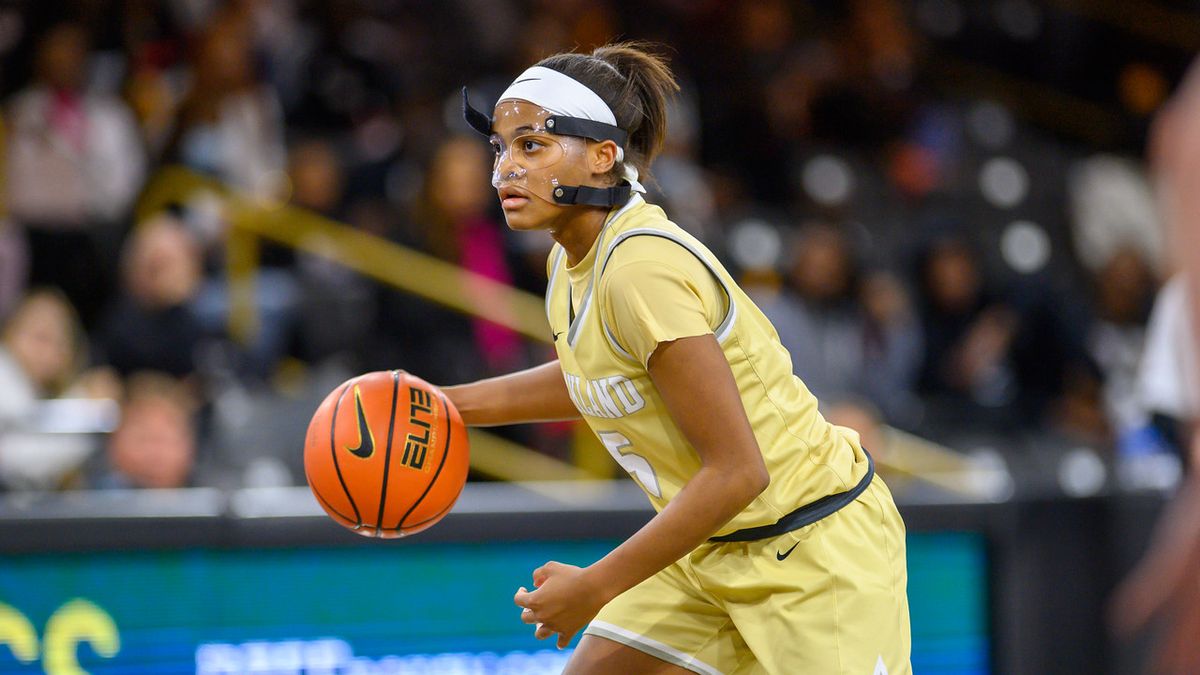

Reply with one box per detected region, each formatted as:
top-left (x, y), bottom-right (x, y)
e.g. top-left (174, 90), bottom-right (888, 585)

top-left (500, 202), bottom-right (550, 231)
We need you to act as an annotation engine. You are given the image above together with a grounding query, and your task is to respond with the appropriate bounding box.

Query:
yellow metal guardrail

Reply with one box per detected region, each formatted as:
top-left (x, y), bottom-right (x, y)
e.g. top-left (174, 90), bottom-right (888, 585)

top-left (136, 166), bottom-right (599, 483)
top-left (136, 166), bottom-right (551, 343)
top-left (137, 166), bottom-right (992, 497)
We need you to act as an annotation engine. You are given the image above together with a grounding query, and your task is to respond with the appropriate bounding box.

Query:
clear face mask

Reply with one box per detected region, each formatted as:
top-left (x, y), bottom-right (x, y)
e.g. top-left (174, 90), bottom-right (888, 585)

top-left (489, 100), bottom-right (590, 204)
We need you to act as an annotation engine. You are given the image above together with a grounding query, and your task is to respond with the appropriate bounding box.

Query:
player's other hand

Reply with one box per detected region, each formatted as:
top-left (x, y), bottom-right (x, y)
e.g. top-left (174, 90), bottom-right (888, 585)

top-left (514, 561), bottom-right (610, 649)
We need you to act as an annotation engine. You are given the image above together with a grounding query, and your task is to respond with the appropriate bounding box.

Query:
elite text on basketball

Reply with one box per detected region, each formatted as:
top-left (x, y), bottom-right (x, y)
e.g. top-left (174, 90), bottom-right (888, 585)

top-left (402, 388), bottom-right (433, 470)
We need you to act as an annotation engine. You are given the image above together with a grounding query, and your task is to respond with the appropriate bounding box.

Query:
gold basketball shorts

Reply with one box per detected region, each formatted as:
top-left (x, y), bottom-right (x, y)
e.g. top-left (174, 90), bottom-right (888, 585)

top-left (583, 477), bottom-right (912, 674)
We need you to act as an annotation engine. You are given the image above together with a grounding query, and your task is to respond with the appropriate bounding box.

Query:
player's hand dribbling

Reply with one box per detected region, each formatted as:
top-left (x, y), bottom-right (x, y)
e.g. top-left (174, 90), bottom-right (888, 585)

top-left (514, 561), bottom-right (610, 649)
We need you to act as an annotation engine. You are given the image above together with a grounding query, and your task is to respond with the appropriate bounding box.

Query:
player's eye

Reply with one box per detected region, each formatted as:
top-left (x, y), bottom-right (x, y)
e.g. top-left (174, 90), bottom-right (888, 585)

top-left (522, 139), bottom-right (544, 153)
top-left (489, 140), bottom-right (503, 156)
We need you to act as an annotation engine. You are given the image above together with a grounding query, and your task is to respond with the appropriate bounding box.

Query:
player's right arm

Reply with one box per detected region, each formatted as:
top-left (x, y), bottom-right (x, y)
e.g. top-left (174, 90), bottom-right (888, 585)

top-left (441, 360), bottom-right (580, 426)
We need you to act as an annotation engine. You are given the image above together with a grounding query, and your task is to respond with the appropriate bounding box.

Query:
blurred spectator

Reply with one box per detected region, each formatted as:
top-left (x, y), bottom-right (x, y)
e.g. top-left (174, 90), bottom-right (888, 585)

top-left (0, 220), bottom-right (28, 320)
top-left (164, 11), bottom-right (285, 198)
top-left (915, 235), bottom-right (1018, 413)
top-left (1, 290), bottom-right (83, 396)
top-left (124, 57), bottom-right (178, 156)
top-left (141, 10), bottom-right (298, 383)
top-left (120, 0), bottom-right (188, 155)
top-left (758, 223), bottom-right (922, 423)
top-left (761, 223), bottom-right (858, 398)
top-left (289, 139), bottom-right (346, 218)
top-left (859, 270), bottom-right (925, 423)
top-left (5, 23), bottom-right (146, 327)
top-left (375, 135), bottom-right (523, 381)
top-left (191, 258), bottom-right (301, 383)
top-left (1138, 276), bottom-right (1199, 464)
top-left (0, 290), bottom-right (110, 490)
top-left (92, 372), bottom-right (198, 490)
top-left (287, 138), bottom-right (375, 364)
top-left (651, 89), bottom-right (718, 243)
top-left (1009, 281), bottom-right (1106, 444)
top-left (1087, 248), bottom-right (1161, 451)
top-left (95, 214), bottom-right (206, 380)
top-left (916, 231), bottom-right (1103, 438)
top-left (1068, 154), bottom-right (1163, 276)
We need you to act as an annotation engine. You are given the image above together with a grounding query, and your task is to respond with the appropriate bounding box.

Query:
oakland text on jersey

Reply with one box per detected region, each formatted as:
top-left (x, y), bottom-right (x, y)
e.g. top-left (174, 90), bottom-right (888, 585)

top-left (563, 371), bottom-right (646, 418)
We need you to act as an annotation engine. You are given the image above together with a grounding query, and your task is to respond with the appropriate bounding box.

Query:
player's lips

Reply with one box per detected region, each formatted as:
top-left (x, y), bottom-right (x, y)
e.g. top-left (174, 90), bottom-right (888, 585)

top-left (498, 187), bottom-right (531, 210)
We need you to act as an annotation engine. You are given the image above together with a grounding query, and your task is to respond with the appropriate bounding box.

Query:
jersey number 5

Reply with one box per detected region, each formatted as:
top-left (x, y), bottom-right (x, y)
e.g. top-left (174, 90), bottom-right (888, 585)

top-left (597, 431), bottom-right (662, 497)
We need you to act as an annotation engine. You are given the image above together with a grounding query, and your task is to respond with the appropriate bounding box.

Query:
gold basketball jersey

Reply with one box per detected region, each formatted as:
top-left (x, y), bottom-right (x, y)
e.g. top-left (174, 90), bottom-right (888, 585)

top-left (547, 195), bottom-right (871, 536)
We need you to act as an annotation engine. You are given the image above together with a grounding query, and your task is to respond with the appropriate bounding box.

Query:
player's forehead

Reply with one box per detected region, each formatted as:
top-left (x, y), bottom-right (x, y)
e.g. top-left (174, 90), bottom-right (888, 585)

top-left (491, 99), bottom-right (553, 138)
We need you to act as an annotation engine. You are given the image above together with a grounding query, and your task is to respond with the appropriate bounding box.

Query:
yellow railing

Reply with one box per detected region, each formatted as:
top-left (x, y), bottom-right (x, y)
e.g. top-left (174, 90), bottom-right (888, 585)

top-left (137, 166), bottom-right (597, 483)
top-left (137, 166), bottom-right (994, 498)
top-left (136, 167), bottom-right (551, 343)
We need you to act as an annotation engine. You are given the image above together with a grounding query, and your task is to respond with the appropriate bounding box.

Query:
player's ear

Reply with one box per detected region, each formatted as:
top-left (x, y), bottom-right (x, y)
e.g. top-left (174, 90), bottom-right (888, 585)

top-left (588, 140), bottom-right (619, 177)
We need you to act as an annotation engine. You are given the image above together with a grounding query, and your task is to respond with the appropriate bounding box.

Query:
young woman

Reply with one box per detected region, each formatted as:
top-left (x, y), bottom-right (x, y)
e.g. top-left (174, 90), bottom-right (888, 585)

top-left (447, 43), bottom-right (911, 674)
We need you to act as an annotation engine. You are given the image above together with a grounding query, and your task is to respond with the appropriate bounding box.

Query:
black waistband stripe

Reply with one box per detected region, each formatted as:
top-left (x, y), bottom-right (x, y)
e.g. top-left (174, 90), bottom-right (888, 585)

top-left (708, 450), bottom-right (875, 543)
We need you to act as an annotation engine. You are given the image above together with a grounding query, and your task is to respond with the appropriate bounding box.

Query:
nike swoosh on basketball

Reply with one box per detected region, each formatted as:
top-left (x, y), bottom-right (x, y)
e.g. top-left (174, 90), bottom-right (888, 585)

top-left (776, 541), bottom-right (800, 561)
top-left (345, 387), bottom-right (375, 459)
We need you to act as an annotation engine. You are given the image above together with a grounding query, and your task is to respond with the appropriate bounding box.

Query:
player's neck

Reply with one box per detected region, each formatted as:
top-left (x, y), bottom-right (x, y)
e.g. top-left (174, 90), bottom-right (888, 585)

top-left (551, 207), bottom-right (608, 266)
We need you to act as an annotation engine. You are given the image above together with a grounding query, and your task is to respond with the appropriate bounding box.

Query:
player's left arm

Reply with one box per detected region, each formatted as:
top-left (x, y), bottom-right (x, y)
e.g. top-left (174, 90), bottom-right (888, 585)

top-left (515, 333), bottom-right (769, 647)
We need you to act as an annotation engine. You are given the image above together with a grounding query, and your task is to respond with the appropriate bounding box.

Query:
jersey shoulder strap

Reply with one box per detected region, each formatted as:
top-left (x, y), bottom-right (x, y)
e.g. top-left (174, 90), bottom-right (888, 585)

top-left (595, 224), bottom-right (739, 363)
top-left (544, 244), bottom-right (567, 327)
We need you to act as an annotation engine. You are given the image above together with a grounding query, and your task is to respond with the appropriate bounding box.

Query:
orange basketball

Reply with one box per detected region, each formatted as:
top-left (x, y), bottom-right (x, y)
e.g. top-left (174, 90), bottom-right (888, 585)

top-left (304, 370), bottom-right (470, 538)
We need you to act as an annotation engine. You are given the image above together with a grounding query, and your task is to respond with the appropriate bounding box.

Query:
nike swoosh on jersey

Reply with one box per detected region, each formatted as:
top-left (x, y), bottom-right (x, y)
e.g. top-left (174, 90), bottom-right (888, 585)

top-left (776, 541), bottom-right (800, 561)
top-left (345, 386), bottom-right (375, 459)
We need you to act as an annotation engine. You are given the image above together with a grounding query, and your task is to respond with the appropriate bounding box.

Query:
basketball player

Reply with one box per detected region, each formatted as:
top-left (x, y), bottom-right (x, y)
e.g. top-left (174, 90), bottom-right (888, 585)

top-left (442, 43), bottom-right (911, 674)
top-left (1110, 58), bottom-right (1200, 675)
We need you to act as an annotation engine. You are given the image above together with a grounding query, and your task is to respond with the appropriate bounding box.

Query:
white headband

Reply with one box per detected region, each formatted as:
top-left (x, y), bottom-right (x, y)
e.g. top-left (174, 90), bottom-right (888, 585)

top-left (500, 66), bottom-right (617, 126)
top-left (498, 66), bottom-right (645, 194)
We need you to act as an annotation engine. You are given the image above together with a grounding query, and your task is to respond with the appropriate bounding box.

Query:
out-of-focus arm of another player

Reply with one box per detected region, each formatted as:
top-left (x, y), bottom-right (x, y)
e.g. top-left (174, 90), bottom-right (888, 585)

top-left (1154, 57), bottom-right (1200, 373)
top-left (1108, 57), bottom-right (1200, 675)
top-left (441, 360), bottom-right (580, 426)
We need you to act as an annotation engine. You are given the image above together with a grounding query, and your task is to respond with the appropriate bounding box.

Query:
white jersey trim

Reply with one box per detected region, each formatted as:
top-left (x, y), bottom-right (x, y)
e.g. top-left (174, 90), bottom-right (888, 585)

top-left (558, 194), bottom-right (644, 350)
top-left (566, 277), bottom-right (595, 348)
top-left (603, 320), bottom-right (637, 361)
top-left (544, 245), bottom-right (566, 324)
top-left (584, 621), bottom-right (725, 675)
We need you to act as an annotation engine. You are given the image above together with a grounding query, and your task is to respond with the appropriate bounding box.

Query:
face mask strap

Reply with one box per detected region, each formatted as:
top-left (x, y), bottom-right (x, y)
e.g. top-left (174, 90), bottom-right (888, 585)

top-left (464, 87), bottom-right (636, 208)
top-left (465, 90), bottom-right (628, 151)
top-left (462, 88), bottom-right (493, 136)
top-left (544, 116), bottom-right (627, 149)
top-left (552, 183), bottom-right (632, 208)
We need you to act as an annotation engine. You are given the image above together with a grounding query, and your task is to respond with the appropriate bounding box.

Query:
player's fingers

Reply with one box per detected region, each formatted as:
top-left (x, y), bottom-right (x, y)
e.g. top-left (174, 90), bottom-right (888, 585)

top-left (520, 607), bottom-right (537, 624)
top-left (534, 623), bottom-right (554, 640)
top-left (533, 563), bottom-right (554, 587)
top-left (556, 630), bottom-right (575, 649)
top-left (514, 587), bottom-right (532, 608)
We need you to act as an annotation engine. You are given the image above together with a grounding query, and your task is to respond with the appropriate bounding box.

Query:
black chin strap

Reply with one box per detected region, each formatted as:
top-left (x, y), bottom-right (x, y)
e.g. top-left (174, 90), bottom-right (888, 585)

top-left (552, 183), bottom-right (633, 208)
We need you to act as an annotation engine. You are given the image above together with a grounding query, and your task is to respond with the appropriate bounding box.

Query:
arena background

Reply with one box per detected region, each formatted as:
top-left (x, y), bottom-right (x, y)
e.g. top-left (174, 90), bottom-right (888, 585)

top-left (0, 1), bottom-right (1196, 673)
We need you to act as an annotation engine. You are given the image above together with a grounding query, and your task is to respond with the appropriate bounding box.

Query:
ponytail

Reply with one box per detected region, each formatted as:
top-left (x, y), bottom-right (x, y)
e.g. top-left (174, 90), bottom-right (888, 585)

top-left (536, 42), bottom-right (679, 179)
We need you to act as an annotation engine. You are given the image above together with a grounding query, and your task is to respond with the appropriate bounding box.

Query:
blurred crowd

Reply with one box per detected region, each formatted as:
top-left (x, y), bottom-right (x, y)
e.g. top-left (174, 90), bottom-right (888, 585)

top-left (0, 0), bottom-right (1194, 492)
